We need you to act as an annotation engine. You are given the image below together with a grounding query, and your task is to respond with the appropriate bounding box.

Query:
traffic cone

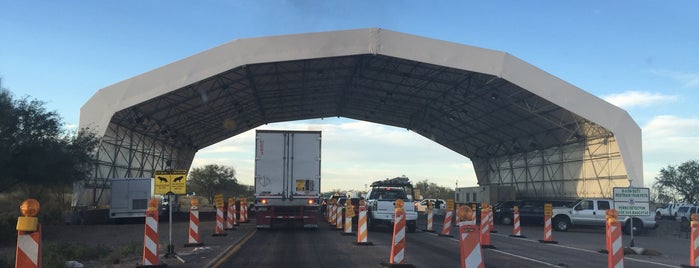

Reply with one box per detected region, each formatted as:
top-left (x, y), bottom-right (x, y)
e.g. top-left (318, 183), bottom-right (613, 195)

top-left (329, 202), bottom-right (335, 225)
top-left (539, 213), bottom-right (558, 244)
top-left (488, 205), bottom-right (496, 233)
top-left (356, 202), bottom-right (373, 246)
top-left (15, 199), bottom-right (41, 268)
top-left (684, 214), bottom-right (699, 268)
top-left (213, 205), bottom-right (228, 237)
top-left (239, 198), bottom-right (248, 223)
top-left (605, 209), bottom-right (624, 268)
top-left (457, 206), bottom-right (485, 268)
top-left (335, 205), bottom-right (343, 230)
top-left (342, 201), bottom-right (355, 235)
top-left (424, 201), bottom-right (435, 232)
top-left (510, 206), bottom-right (526, 238)
top-left (184, 198), bottom-right (204, 247)
top-left (139, 198), bottom-right (165, 267)
top-left (480, 204), bottom-right (495, 249)
top-left (439, 210), bottom-right (454, 237)
top-left (381, 199), bottom-right (414, 267)
top-left (226, 197), bottom-right (236, 230)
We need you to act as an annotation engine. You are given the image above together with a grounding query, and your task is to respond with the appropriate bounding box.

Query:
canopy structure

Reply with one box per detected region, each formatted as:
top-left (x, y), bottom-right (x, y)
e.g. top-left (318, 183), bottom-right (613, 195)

top-left (75, 28), bottom-right (641, 207)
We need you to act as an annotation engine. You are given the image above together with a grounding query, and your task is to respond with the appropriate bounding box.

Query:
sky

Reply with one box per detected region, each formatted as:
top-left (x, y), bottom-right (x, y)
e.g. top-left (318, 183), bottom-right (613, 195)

top-left (2, 1), bottom-right (698, 192)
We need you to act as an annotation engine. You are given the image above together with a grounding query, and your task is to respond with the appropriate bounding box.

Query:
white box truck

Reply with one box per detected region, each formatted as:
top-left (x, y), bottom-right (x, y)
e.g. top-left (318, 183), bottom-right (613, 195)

top-left (254, 130), bottom-right (321, 229)
top-left (109, 177), bottom-right (154, 219)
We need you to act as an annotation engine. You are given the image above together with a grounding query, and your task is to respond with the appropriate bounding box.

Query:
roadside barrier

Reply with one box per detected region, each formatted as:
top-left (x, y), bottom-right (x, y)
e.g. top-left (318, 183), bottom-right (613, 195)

top-left (424, 201), bottom-right (434, 232)
top-left (240, 198), bottom-right (249, 223)
top-left (488, 204), bottom-right (496, 233)
top-left (184, 199), bottom-right (204, 247)
top-left (226, 197), bottom-right (236, 230)
top-left (329, 200), bottom-right (336, 224)
top-left (457, 205), bottom-right (484, 268)
top-left (440, 210), bottom-right (454, 236)
top-left (15, 199), bottom-right (41, 268)
top-left (539, 213), bottom-right (558, 244)
top-left (343, 201), bottom-right (355, 235)
top-left (382, 199), bottom-right (414, 267)
top-left (335, 204), bottom-right (343, 230)
top-left (480, 204), bottom-right (495, 249)
top-left (605, 209), bottom-right (623, 268)
top-left (356, 201), bottom-right (373, 246)
top-left (510, 206), bottom-right (526, 238)
top-left (685, 214), bottom-right (699, 267)
top-left (213, 205), bottom-right (227, 237)
top-left (140, 198), bottom-right (165, 267)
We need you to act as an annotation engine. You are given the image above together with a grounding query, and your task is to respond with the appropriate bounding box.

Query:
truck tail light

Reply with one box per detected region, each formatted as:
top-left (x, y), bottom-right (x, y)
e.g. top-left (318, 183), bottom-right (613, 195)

top-left (261, 198), bottom-right (268, 205)
top-left (307, 199), bottom-right (315, 205)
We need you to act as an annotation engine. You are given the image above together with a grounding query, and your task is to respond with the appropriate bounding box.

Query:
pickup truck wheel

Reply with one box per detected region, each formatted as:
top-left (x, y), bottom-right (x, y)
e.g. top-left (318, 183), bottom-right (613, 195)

top-left (655, 211), bottom-right (662, 221)
top-left (553, 217), bottom-right (570, 231)
top-left (624, 218), bottom-right (645, 235)
top-left (501, 214), bottom-right (513, 225)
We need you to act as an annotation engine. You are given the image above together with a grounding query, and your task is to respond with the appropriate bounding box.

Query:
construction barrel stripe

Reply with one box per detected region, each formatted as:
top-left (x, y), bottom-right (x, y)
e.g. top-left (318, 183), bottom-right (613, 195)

top-left (513, 212), bottom-right (521, 236)
top-left (692, 221), bottom-right (699, 265)
top-left (480, 208), bottom-right (491, 246)
top-left (344, 211), bottom-right (352, 233)
top-left (459, 223), bottom-right (484, 268)
top-left (189, 210), bottom-right (200, 243)
top-left (358, 208), bottom-right (368, 243)
top-left (442, 210), bottom-right (453, 235)
top-left (142, 210), bottom-right (159, 265)
top-left (226, 204), bottom-right (235, 229)
top-left (544, 216), bottom-right (553, 241)
top-left (216, 207), bottom-right (224, 234)
top-left (336, 206), bottom-right (343, 229)
top-left (16, 229), bottom-right (41, 268)
top-left (390, 211), bottom-right (406, 264)
top-left (427, 208), bottom-right (433, 231)
top-left (607, 222), bottom-right (624, 268)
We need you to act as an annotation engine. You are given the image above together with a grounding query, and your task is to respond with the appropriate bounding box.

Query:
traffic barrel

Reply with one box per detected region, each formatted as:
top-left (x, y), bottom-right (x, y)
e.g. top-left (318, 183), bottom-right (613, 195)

top-left (15, 199), bottom-right (41, 268)
top-left (488, 204), bottom-right (496, 233)
top-left (328, 199), bottom-right (336, 225)
top-left (480, 204), bottom-right (495, 249)
top-left (240, 198), bottom-right (249, 223)
top-left (685, 214), bottom-right (699, 267)
top-left (335, 204), bottom-right (343, 230)
top-left (184, 198), bottom-right (204, 247)
top-left (423, 200), bottom-right (435, 232)
top-left (381, 199), bottom-right (415, 267)
top-left (605, 209), bottom-right (624, 268)
top-left (139, 198), bottom-right (165, 267)
top-left (213, 204), bottom-right (228, 237)
top-left (342, 201), bottom-right (355, 235)
top-left (439, 210), bottom-right (454, 237)
top-left (539, 203), bottom-right (558, 244)
top-left (457, 205), bottom-right (485, 268)
top-left (509, 206), bottom-right (526, 238)
top-left (226, 197), bottom-right (236, 230)
top-left (355, 200), bottom-right (374, 246)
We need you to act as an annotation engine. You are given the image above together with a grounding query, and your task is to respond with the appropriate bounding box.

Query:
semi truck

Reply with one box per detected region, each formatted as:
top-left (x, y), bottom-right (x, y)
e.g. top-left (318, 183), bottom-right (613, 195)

top-left (109, 177), bottom-right (154, 219)
top-left (254, 130), bottom-right (322, 229)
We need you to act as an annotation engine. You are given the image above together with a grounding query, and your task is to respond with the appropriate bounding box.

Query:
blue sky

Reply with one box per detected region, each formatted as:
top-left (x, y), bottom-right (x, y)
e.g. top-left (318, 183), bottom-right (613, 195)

top-left (2, 1), bottom-right (698, 191)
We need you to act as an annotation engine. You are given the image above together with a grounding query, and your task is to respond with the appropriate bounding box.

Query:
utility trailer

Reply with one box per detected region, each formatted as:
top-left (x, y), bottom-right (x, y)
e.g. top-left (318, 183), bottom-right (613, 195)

top-left (254, 130), bottom-right (321, 229)
top-left (109, 177), bottom-right (154, 219)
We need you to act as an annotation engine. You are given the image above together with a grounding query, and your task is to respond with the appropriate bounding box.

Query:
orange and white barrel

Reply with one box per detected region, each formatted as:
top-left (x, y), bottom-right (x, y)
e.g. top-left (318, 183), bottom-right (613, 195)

top-left (142, 207), bottom-right (160, 265)
top-left (226, 197), bottom-right (236, 230)
top-left (457, 205), bottom-right (484, 268)
top-left (441, 210), bottom-right (453, 236)
top-left (356, 205), bottom-right (372, 245)
top-left (426, 206), bottom-right (434, 232)
top-left (488, 205), bottom-right (495, 233)
top-left (480, 206), bottom-right (494, 248)
top-left (213, 206), bottom-right (227, 236)
top-left (16, 225), bottom-right (41, 268)
top-left (605, 209), bottom-right (623, 268)
top-left (510, 206), bottom-right (526, 238)
top-left (541, 214), bottom-right (556, 242)
top-left (329, 202), bottom-right (336, 224)
top-left (691, 215), bottom-right (699, 266)
top-left (344, 206), bottom-right (353, 234)
top-left (335, 205), bottom-right (343, 230)
top-left (185, 199), bottom-right (203, 247)
top-left (388, 199), bottom-right (409, 266)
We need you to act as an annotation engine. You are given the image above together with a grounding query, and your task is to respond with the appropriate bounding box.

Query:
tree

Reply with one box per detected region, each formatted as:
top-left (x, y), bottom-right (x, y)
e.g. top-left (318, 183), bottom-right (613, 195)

top-left (414, 179), bottom-right (455, 200)
top-left (0, 87), bottom-right (99, 196)
top-left (187, 164), bottom-right (240, 204)
top-left (653, 160), bottom-right (699, 204)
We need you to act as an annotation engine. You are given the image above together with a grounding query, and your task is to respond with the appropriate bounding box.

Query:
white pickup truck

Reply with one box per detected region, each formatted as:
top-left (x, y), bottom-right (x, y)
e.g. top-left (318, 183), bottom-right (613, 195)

top-left (552, 198), bottom-right (658, 235)
top-left (655, 203), bottom-right (687, 220)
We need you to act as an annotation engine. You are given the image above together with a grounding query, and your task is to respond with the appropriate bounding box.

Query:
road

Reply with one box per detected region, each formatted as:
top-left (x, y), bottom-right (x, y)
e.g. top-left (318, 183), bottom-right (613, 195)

top-left (214, 214), bottom-right (686, 267)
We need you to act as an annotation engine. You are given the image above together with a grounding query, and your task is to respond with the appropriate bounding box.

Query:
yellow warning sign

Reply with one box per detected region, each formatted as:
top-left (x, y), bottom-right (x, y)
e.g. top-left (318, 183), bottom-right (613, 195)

top-left (446, 199), bottom-right (455, 211)
top-left (214, 194), bottom-right (224, 208)
top-left (154, 170), bottom-right (188, 195)
top-left (544, 203), bottom-right (553, 216)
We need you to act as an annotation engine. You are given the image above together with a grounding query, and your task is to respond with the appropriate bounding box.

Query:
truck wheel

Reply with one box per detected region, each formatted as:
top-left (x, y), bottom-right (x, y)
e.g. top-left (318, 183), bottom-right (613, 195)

top-left (553, 217), bottom-right (570, 231)
top-left (655, 211), bottom-right (661, 221)
top-left (624, 218), bottom-right (644, 235)
top-left (407, 221), bottom-right (416, 233)
top-left (501, 214), bottom-right (513, 225)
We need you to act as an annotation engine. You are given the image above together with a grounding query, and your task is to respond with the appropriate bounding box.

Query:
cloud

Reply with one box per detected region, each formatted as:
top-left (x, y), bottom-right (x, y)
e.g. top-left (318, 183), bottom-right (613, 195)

top-left (602, 91), bottom-right (677, 108)
top-left (642, 115), bottom-right (699, 181)
top-left (650, 70), bottom-right (699, 89)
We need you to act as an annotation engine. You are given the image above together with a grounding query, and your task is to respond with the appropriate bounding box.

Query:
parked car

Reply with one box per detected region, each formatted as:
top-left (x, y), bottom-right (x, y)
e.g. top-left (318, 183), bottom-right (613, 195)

top-left (655, 202), bottom-right (687, 220)
top-left (416, 199), bottom-right (446, 212)
top-left (675, 205), bottom-right (699, 222)
top-left (493, 199), bottom-right (573, 225)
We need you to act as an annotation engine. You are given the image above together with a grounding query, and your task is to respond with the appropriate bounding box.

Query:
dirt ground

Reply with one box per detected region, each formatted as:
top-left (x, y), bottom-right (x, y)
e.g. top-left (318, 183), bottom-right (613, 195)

top-left (1, 212), bottom-right (256, 267)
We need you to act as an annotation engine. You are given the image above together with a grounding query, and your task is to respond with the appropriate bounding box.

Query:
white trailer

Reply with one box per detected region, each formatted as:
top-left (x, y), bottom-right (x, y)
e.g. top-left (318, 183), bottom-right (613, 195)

top-left (254, 130), bottom-right (321, 229)
top-left (456, 185), bottom-right (516, 205)
top-left (109, 177), bottom-right (154, 219)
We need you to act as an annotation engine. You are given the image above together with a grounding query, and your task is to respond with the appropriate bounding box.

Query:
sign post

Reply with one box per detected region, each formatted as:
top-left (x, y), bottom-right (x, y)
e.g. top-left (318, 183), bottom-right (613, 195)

top-left (154, 169), bottom-right (188, 263)
top-left (613, 186), bottom-right (650, 247)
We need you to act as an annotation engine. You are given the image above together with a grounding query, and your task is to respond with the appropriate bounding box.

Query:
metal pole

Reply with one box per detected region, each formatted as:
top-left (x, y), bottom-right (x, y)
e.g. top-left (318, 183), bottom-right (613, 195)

top-left (168, 194), bottom-right (174, 254)
top-left (628, 179), bottom-right (635, 247)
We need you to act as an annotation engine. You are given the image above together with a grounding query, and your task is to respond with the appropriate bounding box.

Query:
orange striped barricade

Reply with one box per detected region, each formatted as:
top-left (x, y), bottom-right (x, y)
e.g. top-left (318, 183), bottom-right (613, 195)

top-left (184, 198), bottom-right (204, 247)
top-left (355, 201), bottom-right (374, 246)
top-left (490, 204), bottom-right (497, 230)
top-left (381, 199), bottom-right (415, 268)
top-left (605, 209), bottom-right (624, 268)
top-left (684, 214), bottom-right (699, 267)
top-left (213, 205), bottom-right (228, 237)
top-left (15, 199), bottom-right (41, 268)
top-left (226, 197), bottom-right (236, 230)
top-left (509, 206), bottom-right (526, 238)
top-left (342, 200), bottom-right (355, 235)
top-left (240, 198), bottom-right (249, 223)
top-left (480, 204), bottom-right (495, 249)
top-left (539, 203), bottom-right (558, 244)
top-left (423, 200), bottom-right (435, 232)
top-left (140, 198), bottom-right (166, 267)
top-left (328, 199), bottom-right (336, 225)
top-left (457, 206), bottom-right (485, 268)
top-left (335, 204), bottom-right (343, 230)
top-left (439, 210), bottom-right (454, 237)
